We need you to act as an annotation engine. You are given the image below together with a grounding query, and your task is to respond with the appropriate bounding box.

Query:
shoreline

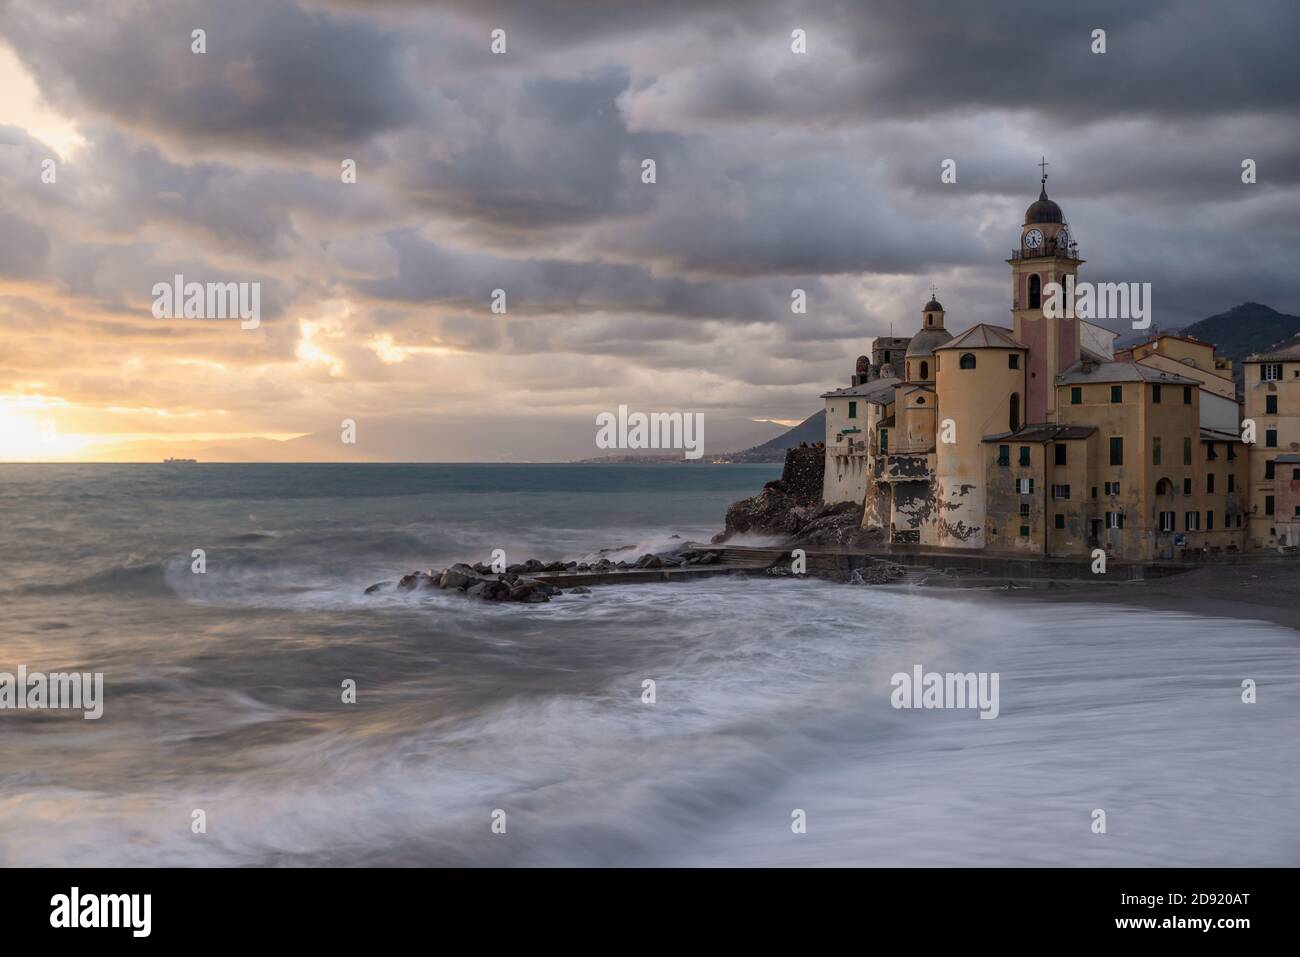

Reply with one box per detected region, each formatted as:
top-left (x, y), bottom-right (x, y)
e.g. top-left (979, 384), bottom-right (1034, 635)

top-left (920, 563), bottom-right (1300, 632)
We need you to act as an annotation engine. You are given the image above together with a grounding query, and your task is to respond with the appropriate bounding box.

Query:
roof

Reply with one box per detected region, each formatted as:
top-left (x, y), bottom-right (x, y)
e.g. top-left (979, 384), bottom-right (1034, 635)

top-left (897, 382), bottom-right (935, 394)
top-left (1246, 338), bottom-right (1300, 362)
top-left (983, 423), bottom-right (1096, 444)
top-left (1200, 427), bottom-right (1244, 444)
top-left (1275, 454), bottom-right (1300, 463)
top-left (1055, 359), bottom-right (1199, 386)
top-left (1024, 184), bottom-right (1064, 224)
top-left (878, 415), bottom-right (896, 428)
top-left (904, 327), bottom-right (954, 358)
top-left (935, 324), bottom-right (1026, 351)
top-left (923, 297), bottom-right (944, 312)
top-left (820, 377), bottom-right (899, 402)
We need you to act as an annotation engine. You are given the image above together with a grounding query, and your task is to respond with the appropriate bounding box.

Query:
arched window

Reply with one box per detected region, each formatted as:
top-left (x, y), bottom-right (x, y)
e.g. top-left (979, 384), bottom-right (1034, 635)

top-left (1028, 274), bottom-right (1042, 310)
top-left (959, 353), bottom-right (977, 370)
top-left (919, 360), bottom-right (929, 379)
top-left (926, 316), bottom-right (933, 326)
top-left (1009, 392), bottom-right (1020, 432)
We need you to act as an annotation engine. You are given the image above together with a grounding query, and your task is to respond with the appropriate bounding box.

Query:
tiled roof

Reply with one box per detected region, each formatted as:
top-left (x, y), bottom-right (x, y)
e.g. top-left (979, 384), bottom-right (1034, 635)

top-left (820, 376), bottom-right (899, 401)
top-left (1246, 338), bottom-right (1300, 362)
top-left (1056, 359), bottom-right (1198, 386)
top-left (982, 423), bottom-right (1097, 443)
top-left (935, 323), bottom-right (1026, 351)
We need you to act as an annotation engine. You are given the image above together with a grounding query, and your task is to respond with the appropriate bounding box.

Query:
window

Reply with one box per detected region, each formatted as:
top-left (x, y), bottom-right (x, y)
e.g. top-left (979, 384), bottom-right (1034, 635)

top-left (1009, 393), bottom-right (1020, 431)
top-left (1110, 437), bottom-right (1123, 466)
top-left (1019, 446), bottom-right (1031, 467)
top-left (1265, 496), bottom-right (1274, 516)
top-left (1265, 460), bottom-right (1274, 480)
top-left (1207, 511), bottom-right (1214, 530)
top-left (1009, 354), bottom-right (1020, 369)
top-left (1028, 274), bottom-right (1041, 309)
top-left (1206, 442), bottom-right (1216, 460)
top-left (1295, 506), bottom-right (1300, 517)
top-left (1091, 486), bottom-right (1098, 499)
top-left (1017, 478), bottom-right (1035, 494)
top-left (959, 353), bottom-right (976, 370)
top-left (1159, 512), bottom-right (1175, 532)
top-left (1184, 511), bottom-right (1200, 531)
top-left (1019, 525), bottom-right (1031, 538)
top-left (1071, 387), bottom-right (1082, 405)
top-left (1054, 444), bottom-right (1067, 466)
top-left (1104, 481), bottom-right (1120, 496)
top-left (1052, 484), bottom-right (1071, 500)
top-left (1266, 395), bottom-right (1278, 415)
top-left (1019, 503), bottom-right (1030, 518)
top-left (1183, 386), bottom-right (1192, 404)
top-left (1266, 429), bottom-right (1278, 448)
top-left (1207, 474), bottom-right (1215, 494)
top-left (1183, 437), bottom-right (1192, 465)
top-left (997, 444), bottom-right (1010, 467)
top-left (848, 401), bottom-right (857, 419)
top-left (1111, 385), bottom-right (1123, 404)
top-left (1262, 363), bottom-right (1281, 381)
top-left (1227, 444), bottom-right (1236, 461)
top-left (880, 429), bottom-right (888, 452)
top-left (1152, 384), bottom-right (1162, 403)
top-left (919, 360), bottom-right (929, 379)
top-left (1183, 478), bottom-right (1192, 495)
top-left (1228, 474), bottom-right (1235, 492)
top-left (1152, 436), bottom-right (1161, 465)
top-left (1294, 468), bottom-right (1300, 481)
top-left (1054, 514), bottom-right (1065, 529)
top-left (1106, 511), bottom-right (1124, 529)
top-left (916, 396), bottom-right (925, 405)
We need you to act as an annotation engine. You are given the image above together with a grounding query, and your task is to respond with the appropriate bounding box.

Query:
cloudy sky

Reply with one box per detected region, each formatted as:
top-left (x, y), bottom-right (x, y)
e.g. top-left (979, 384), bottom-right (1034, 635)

top-left (1, 0), bottom-right (1297, 461)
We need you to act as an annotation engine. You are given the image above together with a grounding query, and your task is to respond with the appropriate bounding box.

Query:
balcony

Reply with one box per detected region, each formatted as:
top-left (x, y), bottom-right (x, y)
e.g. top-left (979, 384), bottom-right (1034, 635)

top-left (1009, 240), bottom-right (1081, 261)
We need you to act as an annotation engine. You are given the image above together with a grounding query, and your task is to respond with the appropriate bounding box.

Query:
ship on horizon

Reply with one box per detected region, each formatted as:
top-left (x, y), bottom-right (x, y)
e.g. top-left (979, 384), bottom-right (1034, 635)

top-left (162, 457), bottom-right (197, 463)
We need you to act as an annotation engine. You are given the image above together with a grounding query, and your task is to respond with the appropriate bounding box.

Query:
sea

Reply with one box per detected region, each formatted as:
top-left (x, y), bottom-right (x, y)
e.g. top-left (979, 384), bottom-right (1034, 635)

top-left (1, 463), bottom-right (1297, 867)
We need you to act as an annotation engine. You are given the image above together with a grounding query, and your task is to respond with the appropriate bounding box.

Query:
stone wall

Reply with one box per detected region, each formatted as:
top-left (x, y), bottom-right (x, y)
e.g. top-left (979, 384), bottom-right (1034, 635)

top-left (781, 446), bottom-right (825, 506)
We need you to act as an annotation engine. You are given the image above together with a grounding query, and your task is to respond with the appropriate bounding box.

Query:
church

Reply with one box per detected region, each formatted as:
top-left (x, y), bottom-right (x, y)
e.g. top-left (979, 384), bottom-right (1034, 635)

top-left (822, 170), bottom-right (1254, 561)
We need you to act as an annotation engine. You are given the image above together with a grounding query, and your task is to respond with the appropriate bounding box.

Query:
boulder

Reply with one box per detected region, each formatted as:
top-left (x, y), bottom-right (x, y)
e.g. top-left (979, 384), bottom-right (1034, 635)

top-left (364, 580), bottom-right (393, 594)
top-left (397, 570), bottom-right (436, 590)
top-left (438, 563), bottom-right (479, 590)
top-left (568, 585), bottom-right (593, 595)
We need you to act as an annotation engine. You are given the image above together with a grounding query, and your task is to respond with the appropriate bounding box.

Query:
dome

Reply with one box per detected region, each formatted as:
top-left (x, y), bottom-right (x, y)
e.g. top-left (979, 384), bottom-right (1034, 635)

top-left (1025, 184), bottom-right (1064, 224)
top-left (923, 298), bottom-right (944, 313)
top-left (905, 327), bottom-right (954, 358)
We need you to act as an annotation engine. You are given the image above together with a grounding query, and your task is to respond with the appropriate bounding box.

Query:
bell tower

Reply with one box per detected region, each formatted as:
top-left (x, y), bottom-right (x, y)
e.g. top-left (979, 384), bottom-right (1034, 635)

top-left (1008, 159), bottom-right (1085, 424)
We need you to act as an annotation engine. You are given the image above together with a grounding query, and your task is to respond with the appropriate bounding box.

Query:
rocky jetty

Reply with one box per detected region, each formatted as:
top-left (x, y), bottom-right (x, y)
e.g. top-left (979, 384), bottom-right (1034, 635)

top-left (366, 541), bottom-right (728, 602)
top-left (714, 446), bottom-right (884, 549)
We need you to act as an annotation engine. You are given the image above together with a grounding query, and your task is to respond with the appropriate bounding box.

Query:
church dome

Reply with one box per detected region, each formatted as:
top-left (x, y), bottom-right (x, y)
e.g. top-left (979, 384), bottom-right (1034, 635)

top-left (924, 298), bottom-right (943, 313)
top-left (905, 327), bottom-right (953, 358)
top-left (1025, 184), bottom-right (1064, 224)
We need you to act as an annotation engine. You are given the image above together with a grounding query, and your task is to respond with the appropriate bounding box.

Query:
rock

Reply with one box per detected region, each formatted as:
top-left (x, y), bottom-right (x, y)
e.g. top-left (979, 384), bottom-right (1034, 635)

top-left (398, 570), bottom-right (436, 590)
top-left (364, 580), bottom-right (393, 594)
top-left (544, 561), bottom-right (567, 572)
top-left (506, 563), bottom-right (525, 574)
top-left (568, 585), bottom-right (592, 595)
top-left (635, 553), bottom-right (662, 569)
top-left (438, 563), bottom-right (479, 590)
top-left (471, 562), bottom-right (492, 575)
top-left (522, 559), bottom-right (546, 572)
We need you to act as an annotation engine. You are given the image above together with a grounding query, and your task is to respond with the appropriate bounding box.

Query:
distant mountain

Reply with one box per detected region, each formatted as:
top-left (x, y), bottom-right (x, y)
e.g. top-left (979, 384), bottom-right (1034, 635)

top-left (1176, 302), bottom-right (1300, 365)
top-left (727, 409), bottom-right (825, 463)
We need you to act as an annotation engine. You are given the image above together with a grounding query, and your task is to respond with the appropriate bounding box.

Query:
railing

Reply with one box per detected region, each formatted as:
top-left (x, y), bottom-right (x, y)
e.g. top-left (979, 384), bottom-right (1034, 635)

top-left (1009, 240), bottom-right (1080, 261)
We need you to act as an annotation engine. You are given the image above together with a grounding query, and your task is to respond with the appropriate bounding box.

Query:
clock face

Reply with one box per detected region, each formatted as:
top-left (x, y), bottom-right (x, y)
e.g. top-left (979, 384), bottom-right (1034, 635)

top-left (1024, 228), bottom-right (1044, 250)
top-left (1055, 228), bottom-right (1070, 250)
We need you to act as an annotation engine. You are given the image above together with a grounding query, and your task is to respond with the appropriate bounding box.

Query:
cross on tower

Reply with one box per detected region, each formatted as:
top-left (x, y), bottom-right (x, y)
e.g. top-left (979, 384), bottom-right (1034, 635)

top-left (929, 283), bottom-right (938, 299)
top-left (1038, 156), bottom-right (1049, 185)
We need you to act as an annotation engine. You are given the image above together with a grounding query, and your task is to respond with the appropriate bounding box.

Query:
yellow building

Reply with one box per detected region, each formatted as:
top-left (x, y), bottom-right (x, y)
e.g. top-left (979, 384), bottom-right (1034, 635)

top-left (841, 170), bottom-right (1254, 562)
top-left (1243, 340), bottom-right (1300, 548)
